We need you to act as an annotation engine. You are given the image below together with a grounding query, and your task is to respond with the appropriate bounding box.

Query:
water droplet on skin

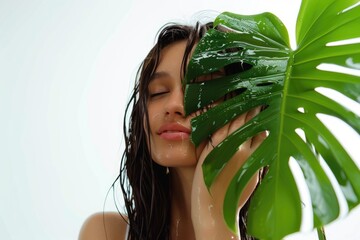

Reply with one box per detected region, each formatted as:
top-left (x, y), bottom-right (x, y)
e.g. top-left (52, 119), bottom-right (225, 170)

top-left (208, 204), bottom-right (216, 225)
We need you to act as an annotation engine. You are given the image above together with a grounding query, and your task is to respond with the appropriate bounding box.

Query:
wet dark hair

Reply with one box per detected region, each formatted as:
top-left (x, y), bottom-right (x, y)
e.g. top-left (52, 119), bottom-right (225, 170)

top-left (118, 21), bottom-right (259, 240)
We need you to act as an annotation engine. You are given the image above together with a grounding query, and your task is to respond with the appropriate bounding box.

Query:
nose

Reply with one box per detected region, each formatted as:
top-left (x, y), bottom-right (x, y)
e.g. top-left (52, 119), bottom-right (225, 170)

top-left (165, 87), bottom-right (185, 117)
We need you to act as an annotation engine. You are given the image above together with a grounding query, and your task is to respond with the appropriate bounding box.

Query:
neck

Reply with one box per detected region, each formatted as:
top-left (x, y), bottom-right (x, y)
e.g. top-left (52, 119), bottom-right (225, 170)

top-left (170, 166), bottom-right (196, 240)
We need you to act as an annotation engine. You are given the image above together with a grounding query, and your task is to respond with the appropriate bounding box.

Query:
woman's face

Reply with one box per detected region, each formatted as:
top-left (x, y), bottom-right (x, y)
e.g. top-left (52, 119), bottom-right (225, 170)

top-left (146, 40), bottom-right (197, 167)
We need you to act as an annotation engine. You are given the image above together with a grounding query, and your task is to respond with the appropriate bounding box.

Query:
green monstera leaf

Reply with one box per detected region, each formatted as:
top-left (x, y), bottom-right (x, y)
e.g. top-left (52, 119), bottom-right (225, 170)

top-left (184, 0), bottom-right (360, 239)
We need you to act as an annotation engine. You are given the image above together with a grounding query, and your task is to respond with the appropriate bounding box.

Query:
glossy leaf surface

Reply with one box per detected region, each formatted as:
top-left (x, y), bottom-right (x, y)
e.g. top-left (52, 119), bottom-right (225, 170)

top-left (184, 0), bottom-right (360, 239)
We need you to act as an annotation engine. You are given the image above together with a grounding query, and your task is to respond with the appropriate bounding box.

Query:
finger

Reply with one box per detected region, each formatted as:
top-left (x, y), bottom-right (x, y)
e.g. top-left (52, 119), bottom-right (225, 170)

top-left (228, 106), bottom-right (262, 135)
top-left (212, 106), bottom-right (257, 147)
top-left (209, 118), bottom-right (230, 147)
top-left (210, 106), bottom-right (258, 150)
top-left (245, 106), bottom-right (262, 123)
top-left (250, 130), bottom-right (267, 149)
top-left (200, 105), bottom-right (264, 155)
top-left (195, 113), bottom-right (231, 160)
top-left (228, 111), bottom-right (247, 134)
top-left (242, 106), bottom-right (263, 148)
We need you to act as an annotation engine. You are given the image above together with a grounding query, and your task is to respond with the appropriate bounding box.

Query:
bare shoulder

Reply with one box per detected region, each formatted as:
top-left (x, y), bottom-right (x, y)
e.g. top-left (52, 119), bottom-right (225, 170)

top-left (78, 212), bottom-right (128, 240)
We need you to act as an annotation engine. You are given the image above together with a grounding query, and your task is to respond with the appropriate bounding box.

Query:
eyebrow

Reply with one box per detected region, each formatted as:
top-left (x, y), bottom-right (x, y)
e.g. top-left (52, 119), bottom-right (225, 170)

top-left (150, 71), bottom-right (170, 82)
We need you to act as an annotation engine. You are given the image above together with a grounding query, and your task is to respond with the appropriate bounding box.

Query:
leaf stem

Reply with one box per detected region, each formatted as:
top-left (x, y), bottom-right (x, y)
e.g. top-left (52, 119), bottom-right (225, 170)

top-left (316, 227), bottom-right (327, 240)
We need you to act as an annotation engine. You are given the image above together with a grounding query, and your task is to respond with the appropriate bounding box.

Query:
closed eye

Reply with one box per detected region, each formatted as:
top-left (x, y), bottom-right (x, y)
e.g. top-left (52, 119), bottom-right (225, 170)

top-left (149, 91), bottom-right (169, 99)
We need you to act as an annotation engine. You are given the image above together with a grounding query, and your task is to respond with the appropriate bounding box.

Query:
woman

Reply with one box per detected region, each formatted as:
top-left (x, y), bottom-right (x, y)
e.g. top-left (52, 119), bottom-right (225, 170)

top-left (79, 21), bottom-right (265, 240)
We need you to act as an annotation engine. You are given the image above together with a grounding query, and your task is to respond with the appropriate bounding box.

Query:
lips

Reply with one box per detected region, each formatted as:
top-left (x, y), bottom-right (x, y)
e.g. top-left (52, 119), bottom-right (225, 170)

top-left (157, 123), bottom-right (191, 140)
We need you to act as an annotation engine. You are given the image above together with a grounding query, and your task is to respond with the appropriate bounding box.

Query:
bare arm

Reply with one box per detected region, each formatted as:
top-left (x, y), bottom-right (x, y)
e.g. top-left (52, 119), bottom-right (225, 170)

top-left (78, 212), bottom-right (128, 240)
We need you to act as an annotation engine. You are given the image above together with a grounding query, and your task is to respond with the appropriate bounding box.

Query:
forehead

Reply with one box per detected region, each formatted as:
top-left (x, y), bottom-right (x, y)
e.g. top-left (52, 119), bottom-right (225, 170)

top-left (149, 41), bottom-right (188, 82)
top-left (157, 41), bottom-right (187, 69)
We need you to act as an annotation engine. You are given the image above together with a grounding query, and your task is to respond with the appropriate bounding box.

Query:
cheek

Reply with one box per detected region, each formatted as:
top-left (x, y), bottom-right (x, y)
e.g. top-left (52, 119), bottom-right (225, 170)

top-left (147, 102), bottom-right (161, 130)
top-left (147, 111), bottom-right (161, 138)
top-left (144, 103), bottom-right (160, 143)
top-left (147, 111), bottom-right (166, 163)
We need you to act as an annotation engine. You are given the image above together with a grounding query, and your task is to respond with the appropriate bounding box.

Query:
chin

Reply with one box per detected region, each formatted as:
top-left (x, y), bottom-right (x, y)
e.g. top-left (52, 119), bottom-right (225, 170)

top-left (152, 153), bottom-right (197, 168)
top-left (150, 143), bottom-right (197, 167)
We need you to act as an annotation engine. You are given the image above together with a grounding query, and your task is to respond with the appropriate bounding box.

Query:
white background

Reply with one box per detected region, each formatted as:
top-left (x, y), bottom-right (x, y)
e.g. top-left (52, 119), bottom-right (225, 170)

top-left (1, 0), bottom-right (359, 239)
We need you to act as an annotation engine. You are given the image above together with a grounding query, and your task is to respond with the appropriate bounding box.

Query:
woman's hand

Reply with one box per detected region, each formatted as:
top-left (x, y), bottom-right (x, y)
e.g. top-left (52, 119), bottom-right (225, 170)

top-left (191, 107), bottom-right (266, 240)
